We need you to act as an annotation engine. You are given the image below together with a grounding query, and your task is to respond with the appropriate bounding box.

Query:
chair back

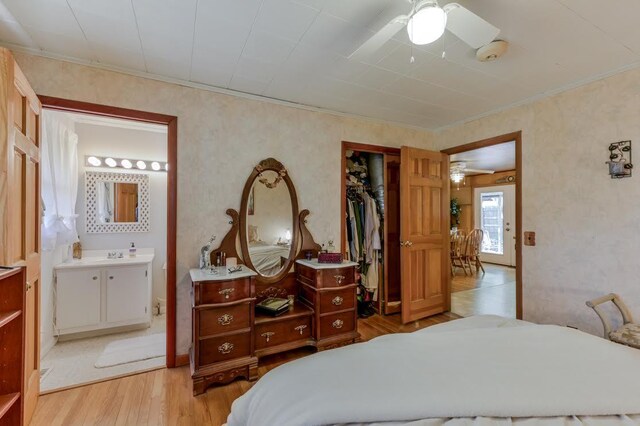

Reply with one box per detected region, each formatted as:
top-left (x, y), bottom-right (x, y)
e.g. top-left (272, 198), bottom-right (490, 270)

top-left (466, 229), bottom-right (483, 256)
top-left (451, 233), bottom-right (466, 257)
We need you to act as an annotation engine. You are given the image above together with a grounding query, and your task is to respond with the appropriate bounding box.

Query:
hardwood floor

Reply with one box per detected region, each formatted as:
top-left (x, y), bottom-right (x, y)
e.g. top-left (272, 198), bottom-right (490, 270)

top-left (32, 312), bottom-right (459, 426)
top-left (451, 263), bottom-right (515, 293)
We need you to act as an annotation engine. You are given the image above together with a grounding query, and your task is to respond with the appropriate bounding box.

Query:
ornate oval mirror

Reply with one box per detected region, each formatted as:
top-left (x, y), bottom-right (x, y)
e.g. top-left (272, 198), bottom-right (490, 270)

top-left (239, 158), bottom-right (300, 283)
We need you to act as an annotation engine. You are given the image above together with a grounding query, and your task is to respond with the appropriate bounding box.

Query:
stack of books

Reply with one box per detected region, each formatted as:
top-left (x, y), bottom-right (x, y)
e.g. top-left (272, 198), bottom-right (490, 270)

top-left (256, 297), bottom-right (290, 316)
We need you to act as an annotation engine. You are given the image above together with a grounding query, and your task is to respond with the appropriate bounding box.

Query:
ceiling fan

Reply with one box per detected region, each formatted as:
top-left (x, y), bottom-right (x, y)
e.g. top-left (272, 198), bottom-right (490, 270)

top-left (349, 0), bottom-right (500, 60)
top-left (450, 161), bottom-right (494, 183)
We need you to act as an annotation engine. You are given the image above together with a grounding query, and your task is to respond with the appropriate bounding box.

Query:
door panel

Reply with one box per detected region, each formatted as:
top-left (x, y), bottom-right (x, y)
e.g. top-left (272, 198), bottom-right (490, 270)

top-left (400, 147), bottom-right (450, 323)
top-left (106, 266), bottom-right (148, 323)
top-left (1, 51), bottom-right (41, 424)
top-left (56, 269), bottom-right (102, 330)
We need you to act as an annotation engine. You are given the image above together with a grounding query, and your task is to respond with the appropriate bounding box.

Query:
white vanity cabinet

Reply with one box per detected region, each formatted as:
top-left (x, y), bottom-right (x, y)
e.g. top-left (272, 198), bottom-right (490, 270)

top-left (55, 268), bottom-right (102, 331)
top-left (54, 251), bottom-right (154, 336)
top-left (106, 265), bottom-right (149, 323)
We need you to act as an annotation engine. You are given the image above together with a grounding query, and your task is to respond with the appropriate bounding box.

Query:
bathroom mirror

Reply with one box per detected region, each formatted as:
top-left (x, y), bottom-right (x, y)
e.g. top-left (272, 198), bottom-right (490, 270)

top-left (240, 158), bottom-right (299, 282)
top-left (85, 171), bottom-right (150, 233)
top-left (96, 181), bottom-right (139, 223)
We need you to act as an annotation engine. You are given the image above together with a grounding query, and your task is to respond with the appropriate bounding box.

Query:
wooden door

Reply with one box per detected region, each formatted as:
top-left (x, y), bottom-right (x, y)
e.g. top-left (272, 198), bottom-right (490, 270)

top-left (0, 49), bottom-right (41, 423)
top-left (400, 147), bottom-right (450, 323)
top-left (114, 182), bottom-right (138, 222)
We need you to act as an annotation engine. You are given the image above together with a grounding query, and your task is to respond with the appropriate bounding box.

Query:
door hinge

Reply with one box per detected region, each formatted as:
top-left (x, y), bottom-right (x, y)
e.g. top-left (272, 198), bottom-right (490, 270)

top-left (145, 270), bottom-right (148, 277)
top-left (145, 306), bottom-right (147, 314)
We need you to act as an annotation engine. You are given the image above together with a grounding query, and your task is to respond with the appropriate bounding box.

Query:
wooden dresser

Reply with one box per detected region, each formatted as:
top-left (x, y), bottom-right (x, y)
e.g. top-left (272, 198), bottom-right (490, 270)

top-left (296, 259), bottom-right (359, 350)
top-left (190, 267), bottom-right (258, 396)
top-left (190, 260), bottom-right (359, 395)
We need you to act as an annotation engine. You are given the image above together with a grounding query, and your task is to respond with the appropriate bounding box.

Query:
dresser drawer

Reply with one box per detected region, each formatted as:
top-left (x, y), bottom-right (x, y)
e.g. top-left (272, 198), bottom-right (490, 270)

top-left (319, 286), bottom-right (356, 314)
top-left (255, 315), bottom-right (312, 350)
top-left (319, 311), bottom-right (355, 340)
top-left (198, 278), bottom-right (252, 304)
top-left (199, 331), bottom-right (251, 365)
top-left (318, 267), bottom-right (355, 288)
top-left (198, 303), bottom-right (251, 337)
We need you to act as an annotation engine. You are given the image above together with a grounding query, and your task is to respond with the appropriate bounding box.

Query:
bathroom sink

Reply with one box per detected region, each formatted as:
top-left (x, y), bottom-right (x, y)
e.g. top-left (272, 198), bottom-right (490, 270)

top-left (55, 250), bottom-right (155, 270)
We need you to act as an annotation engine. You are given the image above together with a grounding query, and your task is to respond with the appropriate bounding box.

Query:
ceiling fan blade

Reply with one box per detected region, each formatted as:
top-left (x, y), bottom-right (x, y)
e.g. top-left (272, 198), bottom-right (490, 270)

top-left (349, 15), bottom-right (408, 61)
top-left (464, 168), bottom-right (495, 174)
top-left (443, 3), bottom-right (499, 49)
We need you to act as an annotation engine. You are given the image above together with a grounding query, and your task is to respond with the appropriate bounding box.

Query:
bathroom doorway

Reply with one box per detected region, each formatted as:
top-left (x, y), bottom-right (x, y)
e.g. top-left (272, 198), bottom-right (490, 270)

top-left (37, 97), bottom-right (177, 393)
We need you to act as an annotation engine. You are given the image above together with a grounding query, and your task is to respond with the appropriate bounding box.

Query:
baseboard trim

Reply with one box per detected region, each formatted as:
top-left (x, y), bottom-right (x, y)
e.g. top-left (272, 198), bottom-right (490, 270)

top-left (176, 353), bottom-right (189, 367)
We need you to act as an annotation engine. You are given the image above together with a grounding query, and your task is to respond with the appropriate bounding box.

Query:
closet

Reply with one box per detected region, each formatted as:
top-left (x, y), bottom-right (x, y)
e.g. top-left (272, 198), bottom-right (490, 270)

top-left (342, 142), bottom-right (450, 323)
top-left (343, 145), bottom-right (401, 316)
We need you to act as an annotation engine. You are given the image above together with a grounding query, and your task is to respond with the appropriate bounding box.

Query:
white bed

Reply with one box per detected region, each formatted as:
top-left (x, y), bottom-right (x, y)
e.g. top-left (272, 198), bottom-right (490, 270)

top-left (227, 315), bottom-right (640, 426)
top-left (248, 242), bottom-right (290, 276)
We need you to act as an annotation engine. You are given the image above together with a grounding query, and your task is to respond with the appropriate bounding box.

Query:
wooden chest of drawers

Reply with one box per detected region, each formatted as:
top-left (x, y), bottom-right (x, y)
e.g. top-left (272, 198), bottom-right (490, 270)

top-left (296, 259), bottom-right (359, 350)
top-left (190, 268), bottom-right (258, 396)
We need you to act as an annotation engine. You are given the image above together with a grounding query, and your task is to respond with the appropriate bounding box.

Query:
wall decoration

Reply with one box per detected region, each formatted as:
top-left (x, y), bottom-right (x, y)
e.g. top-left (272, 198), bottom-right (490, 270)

top-left (85, 171), bottom-right (150, 233)
top-left (607, 140), bottom-right (633, 179)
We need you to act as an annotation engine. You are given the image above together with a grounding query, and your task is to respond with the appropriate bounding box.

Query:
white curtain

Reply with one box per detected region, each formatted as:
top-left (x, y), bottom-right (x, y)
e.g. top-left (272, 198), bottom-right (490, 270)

top-left (41, 111), bottom-right (79, 251)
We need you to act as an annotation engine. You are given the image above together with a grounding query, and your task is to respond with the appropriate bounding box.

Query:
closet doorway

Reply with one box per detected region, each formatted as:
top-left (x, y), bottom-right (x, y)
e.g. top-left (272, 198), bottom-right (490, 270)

top-left (341, 142), bottom-right (451, 324)
top-left (443, 131), bottom-right (523, 319)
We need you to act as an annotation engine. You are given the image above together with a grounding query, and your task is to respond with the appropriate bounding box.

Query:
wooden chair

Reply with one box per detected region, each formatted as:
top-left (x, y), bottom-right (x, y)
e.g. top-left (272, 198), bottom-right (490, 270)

top-left (586, 293), bottom-right (640, 349)
top-left (464, 229), bottom-right (485, 274)
top-left (450, 232), bottom-right (469, 276)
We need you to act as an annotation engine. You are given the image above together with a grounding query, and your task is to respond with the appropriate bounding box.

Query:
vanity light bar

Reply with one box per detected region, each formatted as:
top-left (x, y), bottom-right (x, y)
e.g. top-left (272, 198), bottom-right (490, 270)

top-left (84, 155), bottom-right (168, 172)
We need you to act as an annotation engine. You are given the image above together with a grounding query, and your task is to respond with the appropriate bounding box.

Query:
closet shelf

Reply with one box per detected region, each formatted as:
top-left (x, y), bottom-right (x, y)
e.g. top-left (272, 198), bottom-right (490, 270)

top-left (0, 310), bottom-right (21, 329)
top-left (0, 392), bottom-right (20, 419)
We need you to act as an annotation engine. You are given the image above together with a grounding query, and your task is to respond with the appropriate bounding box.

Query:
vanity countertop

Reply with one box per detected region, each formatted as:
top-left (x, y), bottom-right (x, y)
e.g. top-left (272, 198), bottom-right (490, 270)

top-left (295, 259), bottom-right (359, 270)
top-left (55, 249), bottom-right (155, 270)
top-left (190, 265), bottom-right (257, 282)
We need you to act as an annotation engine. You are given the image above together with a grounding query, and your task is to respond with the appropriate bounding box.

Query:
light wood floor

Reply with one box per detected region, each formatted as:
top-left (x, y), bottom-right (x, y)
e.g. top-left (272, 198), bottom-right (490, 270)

top-left (451, 263), bottom-right (515, 293)
top-left (32, 312), bottom-right (460, 426)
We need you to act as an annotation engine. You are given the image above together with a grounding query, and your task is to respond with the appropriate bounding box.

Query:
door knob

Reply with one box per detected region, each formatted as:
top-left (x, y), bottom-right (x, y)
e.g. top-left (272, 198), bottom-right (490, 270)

top-left (400, 240), bottom-right (413, 247)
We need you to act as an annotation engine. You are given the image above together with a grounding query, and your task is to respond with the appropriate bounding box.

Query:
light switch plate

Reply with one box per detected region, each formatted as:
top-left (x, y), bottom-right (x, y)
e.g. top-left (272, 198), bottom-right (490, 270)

top-left (524, 231), bottom-right (536, 246)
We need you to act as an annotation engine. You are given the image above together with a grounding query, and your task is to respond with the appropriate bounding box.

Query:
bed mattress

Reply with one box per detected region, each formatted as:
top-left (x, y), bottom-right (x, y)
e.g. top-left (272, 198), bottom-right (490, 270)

top-left (227, 316), bottom-right (640, 426)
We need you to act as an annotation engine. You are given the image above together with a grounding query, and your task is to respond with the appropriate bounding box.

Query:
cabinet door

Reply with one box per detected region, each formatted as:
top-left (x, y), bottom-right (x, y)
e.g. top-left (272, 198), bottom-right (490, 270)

top-left (56, 269), bottom-right (101, 330)
top-left (106, 265), bottom-right (148, 323)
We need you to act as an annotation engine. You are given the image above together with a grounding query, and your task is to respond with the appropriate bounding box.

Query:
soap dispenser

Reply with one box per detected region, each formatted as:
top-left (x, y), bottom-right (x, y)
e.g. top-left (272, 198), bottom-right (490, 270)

top-left (129, 242), bottom-right (137, 257)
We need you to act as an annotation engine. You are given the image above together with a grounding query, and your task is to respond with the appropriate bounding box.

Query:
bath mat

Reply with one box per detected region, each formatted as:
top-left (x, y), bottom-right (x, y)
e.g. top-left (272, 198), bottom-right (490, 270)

top-left (95, 333), bottom-right (165, 368)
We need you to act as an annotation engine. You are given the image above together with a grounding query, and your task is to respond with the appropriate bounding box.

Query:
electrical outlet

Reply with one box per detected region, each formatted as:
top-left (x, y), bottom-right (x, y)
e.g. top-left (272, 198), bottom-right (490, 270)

top-left (524, 231), bottom-right (536, 246)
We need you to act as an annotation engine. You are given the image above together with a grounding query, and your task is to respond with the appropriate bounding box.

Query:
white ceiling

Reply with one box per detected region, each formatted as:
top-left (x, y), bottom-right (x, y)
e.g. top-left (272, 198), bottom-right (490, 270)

top-left (450, 140), bottom-right (515, 174)
top-left (2, 0), bottom-right (640, 129)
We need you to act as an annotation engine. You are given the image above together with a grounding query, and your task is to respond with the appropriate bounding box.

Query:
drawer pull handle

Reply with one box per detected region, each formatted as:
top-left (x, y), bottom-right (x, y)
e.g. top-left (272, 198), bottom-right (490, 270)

top-left (332, 319), bottom-right (344, 329)
top-left (294, 325), bottom-right (307, 335)
top-left (218, 288), bottom-right (235, 299)
top-left (334, 275), bottom-right (346, 285)
top-left (218, 342), bottom-right (234, 354)
top-left (92, 276), bottom-right (98, 280)
top-left (217, 314), bottom-right (233, 326)
top-left (332, 296), bottom-right (344, 306)
top-left (261, 332), bottom-right (275, 343)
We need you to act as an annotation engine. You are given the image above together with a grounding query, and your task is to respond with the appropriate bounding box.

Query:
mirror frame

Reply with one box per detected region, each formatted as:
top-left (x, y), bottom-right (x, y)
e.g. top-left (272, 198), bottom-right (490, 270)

top-left (239, 158), bottom-right (300, 284)
top-left (85, 171), bottom-right (150, 233)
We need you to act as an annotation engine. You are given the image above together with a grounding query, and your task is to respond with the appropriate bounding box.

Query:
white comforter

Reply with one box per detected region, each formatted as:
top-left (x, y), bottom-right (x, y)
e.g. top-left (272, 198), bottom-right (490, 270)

top-left (227, 316), bottom-right (640, 426)
top-left (249, 243), bottom-right (290, 276)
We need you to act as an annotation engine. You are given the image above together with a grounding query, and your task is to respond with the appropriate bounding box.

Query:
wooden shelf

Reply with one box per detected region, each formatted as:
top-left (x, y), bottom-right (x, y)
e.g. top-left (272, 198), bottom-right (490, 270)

top-left (0, 392), bottom-right (19, 419)
top-left (0, 310), bottom-right (21, 329)
top-left (255, 304), bottom-right (313, 325)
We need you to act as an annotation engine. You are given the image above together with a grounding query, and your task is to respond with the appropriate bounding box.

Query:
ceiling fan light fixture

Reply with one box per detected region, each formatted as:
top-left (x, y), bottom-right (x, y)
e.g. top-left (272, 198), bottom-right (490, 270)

top-left (407, 4), bottom-right (447, 45)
